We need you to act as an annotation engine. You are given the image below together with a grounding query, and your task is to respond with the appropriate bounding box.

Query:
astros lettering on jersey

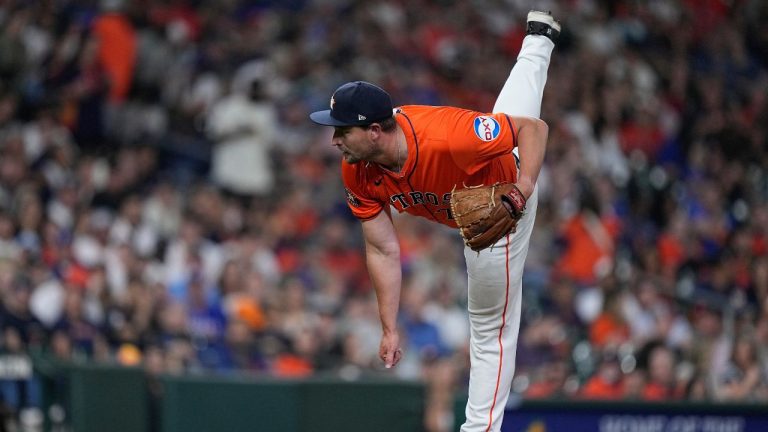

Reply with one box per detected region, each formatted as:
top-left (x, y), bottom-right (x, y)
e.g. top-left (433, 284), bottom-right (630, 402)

top-left (342, 105), bottom-right (520, 226)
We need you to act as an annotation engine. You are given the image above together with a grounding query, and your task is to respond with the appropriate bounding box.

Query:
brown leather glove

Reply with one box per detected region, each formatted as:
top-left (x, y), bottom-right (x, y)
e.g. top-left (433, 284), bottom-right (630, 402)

top-left (450, 183), bottom-right (527, 252)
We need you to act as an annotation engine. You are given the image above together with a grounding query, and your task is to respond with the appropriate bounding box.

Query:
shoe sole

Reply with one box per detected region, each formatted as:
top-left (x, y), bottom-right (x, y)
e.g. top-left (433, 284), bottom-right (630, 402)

top-left (527, 10), bottom-right (562, 33)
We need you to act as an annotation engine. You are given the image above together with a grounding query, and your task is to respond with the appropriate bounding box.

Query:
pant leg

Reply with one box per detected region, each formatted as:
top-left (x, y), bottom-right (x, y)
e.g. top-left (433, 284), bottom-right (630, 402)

top-left (493, 35), bottom-right (555, 117)
top-left (461, 32), bottom-right (552, 432)
top-left (461, 187), bottom-right (538, 432)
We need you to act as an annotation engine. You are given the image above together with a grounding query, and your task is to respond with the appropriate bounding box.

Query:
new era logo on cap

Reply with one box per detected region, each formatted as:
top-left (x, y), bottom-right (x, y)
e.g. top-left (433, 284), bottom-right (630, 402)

top-left (310, 81), bottom-right (393, 127)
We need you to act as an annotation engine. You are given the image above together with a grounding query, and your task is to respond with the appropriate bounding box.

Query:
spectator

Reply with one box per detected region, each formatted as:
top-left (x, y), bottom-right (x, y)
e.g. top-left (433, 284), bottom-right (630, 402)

top-left (622, 277), bottom-right (693, 350)
top-left (579, 351), bottom-right (624, 400)
top-left (0, 327), bottom-right (41, 419)
top-left (206, 74), bottom-right (277, 198)
top-left (400, 281), bottom-right (449, 366)
top-left (91, 1), bottom-right (137, 104)
top-left (525, 358), bottom-right (571, 400)
top-left (555, 184), bottom-right (620, 286)
top-left (715, 335), bottom-right (768, 401)
top-left (641, 344), bottom-right (679, 401)
top-left (589, 290), bottom-right (631, 349)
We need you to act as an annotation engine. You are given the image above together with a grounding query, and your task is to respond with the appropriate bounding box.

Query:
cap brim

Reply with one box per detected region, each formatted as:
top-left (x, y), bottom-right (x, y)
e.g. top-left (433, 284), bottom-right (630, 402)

top-left (310, 110), bottom-right (352, 126)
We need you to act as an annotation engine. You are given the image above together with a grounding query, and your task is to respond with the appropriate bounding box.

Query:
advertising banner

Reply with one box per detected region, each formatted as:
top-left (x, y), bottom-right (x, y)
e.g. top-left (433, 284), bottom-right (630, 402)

top-left (502, 401), bottom-right (768, 432)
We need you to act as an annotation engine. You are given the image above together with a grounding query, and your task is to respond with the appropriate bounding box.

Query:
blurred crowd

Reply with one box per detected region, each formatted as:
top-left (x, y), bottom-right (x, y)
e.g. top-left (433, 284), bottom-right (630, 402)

top-left (1, 0), bottom-right (768, 430)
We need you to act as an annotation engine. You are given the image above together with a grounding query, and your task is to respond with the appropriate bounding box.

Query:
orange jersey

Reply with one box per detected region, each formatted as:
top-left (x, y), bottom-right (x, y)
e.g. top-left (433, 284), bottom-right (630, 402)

top-left (342, 105), bottom-right (519, 227)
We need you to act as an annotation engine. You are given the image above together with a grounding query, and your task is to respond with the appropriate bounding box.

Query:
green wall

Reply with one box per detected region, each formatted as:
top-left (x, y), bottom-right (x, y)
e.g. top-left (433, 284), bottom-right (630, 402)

top-left (54, 365), bottom-right (425, 432)
top-left (161, 376), bottom-right (425, 432)
top-left (67, 365), bottom-right (149, 432)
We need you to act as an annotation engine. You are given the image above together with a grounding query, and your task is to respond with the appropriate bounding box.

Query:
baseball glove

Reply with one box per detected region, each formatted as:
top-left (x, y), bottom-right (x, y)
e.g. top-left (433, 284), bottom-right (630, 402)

top-left (450, 183), bottom-right (527, 252)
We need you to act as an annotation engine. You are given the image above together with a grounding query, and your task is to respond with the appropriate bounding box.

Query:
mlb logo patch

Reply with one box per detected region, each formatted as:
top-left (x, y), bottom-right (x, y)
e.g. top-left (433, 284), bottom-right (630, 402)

top-left (473, 116), bottom-right (500, 142)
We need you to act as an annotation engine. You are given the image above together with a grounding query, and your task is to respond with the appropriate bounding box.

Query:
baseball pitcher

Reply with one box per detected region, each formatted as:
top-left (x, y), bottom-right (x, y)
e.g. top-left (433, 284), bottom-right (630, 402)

top-left (310, 10), bottom-right (560, 432)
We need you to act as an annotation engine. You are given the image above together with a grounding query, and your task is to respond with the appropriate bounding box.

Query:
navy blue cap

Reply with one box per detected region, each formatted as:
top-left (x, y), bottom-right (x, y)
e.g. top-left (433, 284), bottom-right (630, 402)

top-left (310, 81), bottom-right (393, 127)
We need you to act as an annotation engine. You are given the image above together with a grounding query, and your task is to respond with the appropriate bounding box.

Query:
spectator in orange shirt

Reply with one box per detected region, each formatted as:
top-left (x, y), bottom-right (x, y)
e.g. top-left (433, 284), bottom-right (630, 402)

top-left (580, 351), bottom-right (624, 400)
top-left (589, 290), bottom-right (631, 349)
top-left (556, 186), bottom-right (620, 286)
top-left (656, 211), bottom-right (689, 279)
top-left (642, 344), bottom-right (678, 401)
top-left (92, 5), bottom-right (137, 103)
top-left (622, 369), bottom-right (647, 400)
top-left (525, 359), bottom-right (571, 399)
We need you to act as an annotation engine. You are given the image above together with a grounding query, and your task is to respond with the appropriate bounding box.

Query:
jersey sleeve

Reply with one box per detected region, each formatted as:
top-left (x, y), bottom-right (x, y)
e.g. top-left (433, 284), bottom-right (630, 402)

top-left (444, 109), bottom-right (518, 175)
top-left (340, 161), bottom-right (384, 220)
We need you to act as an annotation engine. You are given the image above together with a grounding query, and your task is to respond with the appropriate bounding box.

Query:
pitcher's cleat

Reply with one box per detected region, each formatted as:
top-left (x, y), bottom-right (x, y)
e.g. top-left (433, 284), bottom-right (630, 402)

top-left (526, 10), bottom-right (561, 42)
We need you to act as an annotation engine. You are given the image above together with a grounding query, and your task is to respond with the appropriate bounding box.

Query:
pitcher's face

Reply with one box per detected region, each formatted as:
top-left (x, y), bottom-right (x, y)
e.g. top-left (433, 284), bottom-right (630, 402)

top-left (332, 126), bottom-right (373, 164)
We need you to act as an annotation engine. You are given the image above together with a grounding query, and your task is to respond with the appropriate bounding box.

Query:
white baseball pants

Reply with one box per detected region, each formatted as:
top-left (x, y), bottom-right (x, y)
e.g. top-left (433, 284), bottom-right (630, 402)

top-left (460, 34), bottom-right (554, 432)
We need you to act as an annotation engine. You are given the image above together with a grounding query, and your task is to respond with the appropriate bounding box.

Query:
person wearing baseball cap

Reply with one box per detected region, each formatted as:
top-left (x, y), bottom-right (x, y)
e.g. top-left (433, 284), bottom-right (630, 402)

top-left (310, 10), bottom-right (560, 432)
